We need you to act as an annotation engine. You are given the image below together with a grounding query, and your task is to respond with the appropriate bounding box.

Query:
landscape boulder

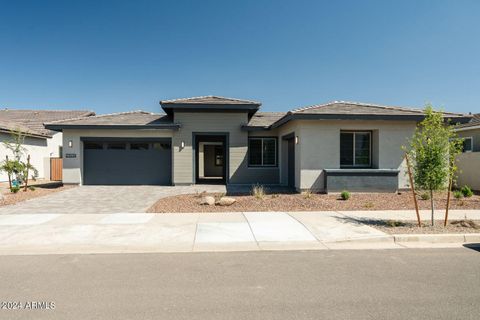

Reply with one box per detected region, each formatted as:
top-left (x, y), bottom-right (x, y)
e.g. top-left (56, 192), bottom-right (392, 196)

top-left (200, 196), bottom-right (215, 206)
top-left (216, 197), bottom-right (237, 206)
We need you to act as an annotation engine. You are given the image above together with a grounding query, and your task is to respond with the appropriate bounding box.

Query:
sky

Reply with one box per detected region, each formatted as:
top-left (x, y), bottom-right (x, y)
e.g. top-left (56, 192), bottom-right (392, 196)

top-left (1, 0), bottom-right (479, 115)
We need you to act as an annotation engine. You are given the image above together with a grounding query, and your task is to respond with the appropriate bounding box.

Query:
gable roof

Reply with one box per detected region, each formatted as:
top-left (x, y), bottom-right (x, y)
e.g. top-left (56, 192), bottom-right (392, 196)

top-left (45, 111), bottom-right (179, 131)
top-left (270, 101), bottom-right (471, 128)
top-left (0, 109), bottom-right (94, 138)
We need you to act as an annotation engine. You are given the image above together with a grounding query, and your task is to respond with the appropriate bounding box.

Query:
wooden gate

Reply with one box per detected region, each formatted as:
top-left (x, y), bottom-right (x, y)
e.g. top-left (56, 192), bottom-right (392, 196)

top-left (50, 158), bottom-right (63, 181)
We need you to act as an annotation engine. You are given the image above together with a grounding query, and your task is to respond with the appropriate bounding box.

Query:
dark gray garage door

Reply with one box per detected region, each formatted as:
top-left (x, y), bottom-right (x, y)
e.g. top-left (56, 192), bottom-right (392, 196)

top-left (83, 138), bottom-right (172, 185)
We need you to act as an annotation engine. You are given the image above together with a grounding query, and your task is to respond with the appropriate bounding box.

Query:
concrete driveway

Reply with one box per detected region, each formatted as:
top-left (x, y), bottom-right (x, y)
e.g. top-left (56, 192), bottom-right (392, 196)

top-left (0, 185), bottom-right (226, 214)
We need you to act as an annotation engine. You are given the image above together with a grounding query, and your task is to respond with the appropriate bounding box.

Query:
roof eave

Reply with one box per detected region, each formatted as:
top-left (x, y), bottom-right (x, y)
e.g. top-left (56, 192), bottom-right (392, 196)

top-left (0, 128), bottom-right (51, 139)
top-left (44, 124), bottom-right (181, 131)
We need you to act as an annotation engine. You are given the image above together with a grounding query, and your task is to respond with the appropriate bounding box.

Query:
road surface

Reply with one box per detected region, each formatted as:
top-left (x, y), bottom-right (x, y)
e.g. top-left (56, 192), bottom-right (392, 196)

top-left (0, 248), bottom-right (479, 319)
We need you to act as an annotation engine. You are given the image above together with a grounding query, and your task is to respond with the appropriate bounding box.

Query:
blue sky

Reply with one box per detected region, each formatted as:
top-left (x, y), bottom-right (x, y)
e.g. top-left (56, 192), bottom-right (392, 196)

top-left (1, 0), bottom-right (479, 114)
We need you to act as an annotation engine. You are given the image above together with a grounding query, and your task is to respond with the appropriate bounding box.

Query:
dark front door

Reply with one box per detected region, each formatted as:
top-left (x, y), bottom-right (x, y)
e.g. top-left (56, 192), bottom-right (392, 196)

top-left (287, 138), bottom-right (295, 188)
top-left (83, 139), bottom-right (172, 185)
top-left (194, 134), bottom-right (227, 184)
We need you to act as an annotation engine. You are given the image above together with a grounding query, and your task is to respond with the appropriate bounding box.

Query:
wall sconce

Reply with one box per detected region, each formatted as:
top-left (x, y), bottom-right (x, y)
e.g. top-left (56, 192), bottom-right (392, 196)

top-left (295, 136), bottom-right (299, 144)
top-left (68, 140), bottom-right (73, 148)
top-left (180, 141), bottom-right (185, 148)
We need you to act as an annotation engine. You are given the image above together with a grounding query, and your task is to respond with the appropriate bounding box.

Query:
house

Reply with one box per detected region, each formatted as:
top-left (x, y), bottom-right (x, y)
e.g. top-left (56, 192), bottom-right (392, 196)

top-left (0, 109), bottom-right (94, 182)
top-left (45, 96), bottom-right (471, 192)
top-left (455, 114), bottom-right (480, 190)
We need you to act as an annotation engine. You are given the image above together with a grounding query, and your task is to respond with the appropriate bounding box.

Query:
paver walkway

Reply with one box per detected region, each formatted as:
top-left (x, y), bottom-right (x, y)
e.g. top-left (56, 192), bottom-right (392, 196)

top-left (0, 185), bottom-right (226, 214)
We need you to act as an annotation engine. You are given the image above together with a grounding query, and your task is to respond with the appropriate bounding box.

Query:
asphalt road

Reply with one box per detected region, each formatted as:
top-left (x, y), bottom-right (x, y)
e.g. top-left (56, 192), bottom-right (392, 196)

top-left (0, 248), bottom-right (479, 320)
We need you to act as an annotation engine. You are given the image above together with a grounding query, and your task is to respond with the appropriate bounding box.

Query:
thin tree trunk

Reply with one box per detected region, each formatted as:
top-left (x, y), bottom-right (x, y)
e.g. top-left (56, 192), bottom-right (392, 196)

top-left (430, 189), bottom-right (434, 226)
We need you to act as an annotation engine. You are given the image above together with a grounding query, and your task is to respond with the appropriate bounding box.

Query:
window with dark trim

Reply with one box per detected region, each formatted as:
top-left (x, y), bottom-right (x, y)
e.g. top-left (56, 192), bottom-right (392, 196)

top-left (462, 137), bottom-right (473, 153)
top-left (248, 138), bottom-right (277, 166)
top-left (340, 131), bottom-right (372, 167)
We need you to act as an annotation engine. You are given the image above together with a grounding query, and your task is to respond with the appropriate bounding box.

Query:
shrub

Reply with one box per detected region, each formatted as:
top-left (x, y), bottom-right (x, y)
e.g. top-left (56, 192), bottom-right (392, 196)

top-left (10, 186), bottom-right (20, 193)
top-left (461, 186), bottom-right (474, 198)
top-left (453, 190), bottom-right (463, 199)
top-left (302, 189), bottom-right (313, 199)
top-left (251, 184), bottom-right (266, 199)
top-left (419, 192), bottom-right (430, 200)
top-left (364, 202), bottom-right (375, 209)
top-left (340, 190), bottom-right (350, 201)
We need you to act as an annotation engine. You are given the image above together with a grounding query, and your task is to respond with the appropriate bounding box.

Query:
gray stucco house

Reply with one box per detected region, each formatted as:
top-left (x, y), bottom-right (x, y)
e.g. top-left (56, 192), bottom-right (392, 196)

top-left (45, 96), bottom-right (470, 192)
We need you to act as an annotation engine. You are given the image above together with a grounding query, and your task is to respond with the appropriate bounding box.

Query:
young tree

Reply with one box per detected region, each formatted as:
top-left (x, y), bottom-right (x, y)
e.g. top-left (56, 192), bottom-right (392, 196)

top-left (0, 130), bottom-right (38, 192)
top-left (406, 105), bottom-right (462, 226)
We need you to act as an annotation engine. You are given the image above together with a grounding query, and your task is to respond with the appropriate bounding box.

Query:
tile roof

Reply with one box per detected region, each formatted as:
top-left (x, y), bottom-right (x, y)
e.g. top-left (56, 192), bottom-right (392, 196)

top-left (246, 112), bottom-right (286, 127)
top-left (290, 101), bottom-right (465, 117)
top-left (45, 111), bottom-right (174, 127)
top-left (0, 109), bottom-right (94, 138)
top-left (455, 113), bottom-right (480, 129)
top-left (160, 95), bottom-right (261, 105)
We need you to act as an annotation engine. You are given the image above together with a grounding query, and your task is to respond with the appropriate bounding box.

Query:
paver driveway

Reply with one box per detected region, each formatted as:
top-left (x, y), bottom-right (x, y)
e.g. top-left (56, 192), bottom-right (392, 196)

top-left (0, 185), bottom-right (226, 214)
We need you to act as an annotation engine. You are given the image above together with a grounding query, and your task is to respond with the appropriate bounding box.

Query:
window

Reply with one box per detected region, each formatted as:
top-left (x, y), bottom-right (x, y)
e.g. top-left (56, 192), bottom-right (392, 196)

top-left (214, 146), bottom-right (224, 166)
top-left (84, 142), bottom-right (103, 150)
top-left (340, 131), bottom-right (371, 167)
top-left (107, 142), bottom-right (126, 150)
top-left (463, 137), bottom-right (473, 153)
top-left (248, 138), bottom-right (277, 166)
top-left (130, 143), bottom-right (149, 150)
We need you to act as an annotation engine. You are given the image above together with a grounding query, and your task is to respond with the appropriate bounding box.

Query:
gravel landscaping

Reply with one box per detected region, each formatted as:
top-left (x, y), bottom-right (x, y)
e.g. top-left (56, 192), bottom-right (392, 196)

top-left (367, 219), bottom-right (480, 234)
top-left (0, 183), bottom-right (74, 207)
top-left (147, 190), bottom-right (480, 213)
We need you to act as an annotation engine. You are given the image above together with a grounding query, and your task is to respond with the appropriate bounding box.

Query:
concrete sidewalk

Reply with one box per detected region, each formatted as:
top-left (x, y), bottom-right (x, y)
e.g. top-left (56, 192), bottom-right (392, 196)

top-left (0, 210), bottom-right (478, 255)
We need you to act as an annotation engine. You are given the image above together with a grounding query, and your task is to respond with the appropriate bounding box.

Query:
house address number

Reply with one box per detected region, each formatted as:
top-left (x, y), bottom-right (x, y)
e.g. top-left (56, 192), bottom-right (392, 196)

top-left (65, 153), bottom-right (77, 158)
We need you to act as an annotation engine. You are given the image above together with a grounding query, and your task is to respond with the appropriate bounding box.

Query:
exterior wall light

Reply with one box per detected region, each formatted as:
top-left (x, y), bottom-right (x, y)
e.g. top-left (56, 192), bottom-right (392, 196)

top-left (68, 140), bottom-right (73, 148)
top-left (181, 141), bottom-right (185, 148)
top-left (295, 136), bottom-right (299, 144)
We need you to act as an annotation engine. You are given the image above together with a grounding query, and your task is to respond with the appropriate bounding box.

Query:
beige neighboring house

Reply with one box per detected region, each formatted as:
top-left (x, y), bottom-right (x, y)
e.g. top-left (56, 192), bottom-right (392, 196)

top-left (45, 96), bottom-right (471, 193)
top-left (455, 114), bottom-right (480, 190)
top-left (0, 109), bottom-right (94, 182)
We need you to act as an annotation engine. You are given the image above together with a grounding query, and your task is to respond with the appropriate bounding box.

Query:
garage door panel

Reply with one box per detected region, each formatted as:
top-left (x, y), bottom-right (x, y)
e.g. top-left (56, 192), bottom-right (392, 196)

top-left (83, 140), bottom-right (172, 185)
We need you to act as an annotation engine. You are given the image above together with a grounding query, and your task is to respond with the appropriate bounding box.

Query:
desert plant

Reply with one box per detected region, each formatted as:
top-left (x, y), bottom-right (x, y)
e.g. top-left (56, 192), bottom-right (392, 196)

top-left (453, 190), bottom-right (463, 199)
top-left (340, 190), bottom-right (350, 201)
top-left (251, 184), bottom-right (266, 199)
top-left (461, 185), bottom-right (474, 198)
top-left (404, 105), bottom-right (463, 226)
top-left (302, 189), bottom-right (313, 199)
top-left (419, 192), bottom-right (430, 200)
top-left (364, 202), bottom-right (375, 209)
top-left (0, 130), bottom-right (38, 192)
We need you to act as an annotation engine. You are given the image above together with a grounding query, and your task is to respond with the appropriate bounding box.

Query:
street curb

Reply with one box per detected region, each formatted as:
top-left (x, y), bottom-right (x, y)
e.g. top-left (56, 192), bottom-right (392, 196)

top-left (393, 233), bottom-right (480, 244)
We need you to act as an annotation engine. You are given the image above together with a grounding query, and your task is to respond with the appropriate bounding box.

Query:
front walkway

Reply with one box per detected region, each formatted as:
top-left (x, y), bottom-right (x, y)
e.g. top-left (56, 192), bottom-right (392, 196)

top-left (0, 185), bottom-right (226, 214)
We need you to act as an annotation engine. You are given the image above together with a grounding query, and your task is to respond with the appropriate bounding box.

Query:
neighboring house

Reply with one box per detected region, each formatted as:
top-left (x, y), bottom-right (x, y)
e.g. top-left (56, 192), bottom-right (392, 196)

top-left (0, 109), bottom-right (94, 182)
top-left (455, 114), bottom-right (480, 190)
top-left (45, 96), bottom-right (470, 192)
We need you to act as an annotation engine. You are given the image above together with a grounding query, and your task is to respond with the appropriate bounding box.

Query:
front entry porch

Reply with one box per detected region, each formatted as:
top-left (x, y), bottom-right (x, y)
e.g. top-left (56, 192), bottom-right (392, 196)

top-left (194, 134), bottom-right (228, 184)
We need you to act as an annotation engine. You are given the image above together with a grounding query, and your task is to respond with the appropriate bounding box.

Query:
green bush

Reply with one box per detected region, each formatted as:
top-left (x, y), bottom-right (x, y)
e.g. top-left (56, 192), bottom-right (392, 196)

top-left (340, 190), bottom-right (350, 201)
top-left (420, 192), bottom-right (430, 200)
top-left (461, 186), bottom-right (474, 198)
top-left (453, 190), bottom-right (463, 199)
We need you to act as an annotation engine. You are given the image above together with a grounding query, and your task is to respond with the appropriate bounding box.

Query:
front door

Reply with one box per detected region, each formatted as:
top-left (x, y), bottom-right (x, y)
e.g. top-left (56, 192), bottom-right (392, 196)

top-left (194, 135), bottom-right (227, 184)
